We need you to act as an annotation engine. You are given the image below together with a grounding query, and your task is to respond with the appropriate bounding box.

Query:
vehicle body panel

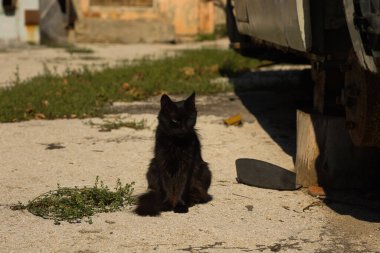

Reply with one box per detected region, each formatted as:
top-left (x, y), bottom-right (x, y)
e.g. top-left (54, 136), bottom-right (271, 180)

top-left (235, 0), bottom-right (311, 52)
top-left (233, 0), bottom-right (380, 73)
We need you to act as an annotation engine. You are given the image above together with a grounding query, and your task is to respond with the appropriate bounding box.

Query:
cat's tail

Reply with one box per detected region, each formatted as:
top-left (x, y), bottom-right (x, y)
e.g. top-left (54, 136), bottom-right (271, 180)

top-left (134, 190), bottom-right (162, 216)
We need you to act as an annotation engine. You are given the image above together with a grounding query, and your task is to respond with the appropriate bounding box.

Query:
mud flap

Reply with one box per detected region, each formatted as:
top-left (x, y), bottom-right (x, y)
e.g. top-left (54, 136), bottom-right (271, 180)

top-left (236, 158), bottom-right (300, 190)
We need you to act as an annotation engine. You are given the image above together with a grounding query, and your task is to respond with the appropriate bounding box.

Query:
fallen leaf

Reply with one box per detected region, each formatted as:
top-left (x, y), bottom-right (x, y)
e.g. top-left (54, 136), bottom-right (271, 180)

top-left (122, 82), bottom-right (130, 90)
top-left (181, 67), bottom-right (195, 77)
top-left (223, 114), bottom-right (242, 126)
top-left (35, 113), bottom-right (46, 119)
top-left (308, 185), bottom-right (326, 197)
top-left (208, 64), bottom-right (219, 73)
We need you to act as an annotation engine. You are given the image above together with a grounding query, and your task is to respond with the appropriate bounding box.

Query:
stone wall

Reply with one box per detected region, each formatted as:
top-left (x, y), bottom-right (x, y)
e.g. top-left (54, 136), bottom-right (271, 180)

top-left (72, 0), bottom-right (217, 43)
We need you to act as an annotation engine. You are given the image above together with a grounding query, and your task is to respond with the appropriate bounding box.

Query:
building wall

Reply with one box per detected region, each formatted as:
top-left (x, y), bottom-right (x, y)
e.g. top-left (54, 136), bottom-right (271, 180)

top-left (0, 1), bottom-right (40, 45)
top-left (0, 10), bottom-right (19, 43)
top-left (19, 1), bottom-right (40, 44)
top-left (74, 0), bottom-right (215, 42)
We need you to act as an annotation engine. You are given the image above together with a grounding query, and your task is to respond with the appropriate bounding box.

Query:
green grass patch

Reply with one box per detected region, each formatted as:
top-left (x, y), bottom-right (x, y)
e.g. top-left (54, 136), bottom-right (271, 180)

top-left (0, 49), bottom-right (261, 122)
top-left (197, 33), bottom-right (218, 41)
top-left (11, 177), bottom-right (135, 225)
top-left (86, 118), bottom-right (148, 132)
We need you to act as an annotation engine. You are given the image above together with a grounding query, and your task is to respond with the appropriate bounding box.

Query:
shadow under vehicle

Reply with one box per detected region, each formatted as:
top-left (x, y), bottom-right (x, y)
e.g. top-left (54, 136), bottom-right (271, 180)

top-left (227, 0), bottom-right (380, 220)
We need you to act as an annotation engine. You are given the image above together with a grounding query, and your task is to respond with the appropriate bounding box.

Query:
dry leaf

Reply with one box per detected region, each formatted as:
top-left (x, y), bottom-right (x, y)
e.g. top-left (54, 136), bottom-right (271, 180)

top-left (35, 113), bottom-right (46, 119)
top-left (122, 82), bottom-right (130, 90)
top-left (223, 114), bottom-right (242, 126)
top-left (208, 64), bottom-right (219, 73)
top-left (181, 67), bottom-right (195, 77)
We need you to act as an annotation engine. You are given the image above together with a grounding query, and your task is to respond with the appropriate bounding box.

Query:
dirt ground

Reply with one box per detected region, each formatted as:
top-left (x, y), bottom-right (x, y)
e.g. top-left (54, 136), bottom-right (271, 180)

top-left (0, 40), bottom-right (379, 253)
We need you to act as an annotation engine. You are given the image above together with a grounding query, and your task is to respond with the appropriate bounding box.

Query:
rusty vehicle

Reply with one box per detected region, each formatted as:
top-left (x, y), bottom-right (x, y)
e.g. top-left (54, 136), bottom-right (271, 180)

top-left (227, 0), bottom-right (380, 188)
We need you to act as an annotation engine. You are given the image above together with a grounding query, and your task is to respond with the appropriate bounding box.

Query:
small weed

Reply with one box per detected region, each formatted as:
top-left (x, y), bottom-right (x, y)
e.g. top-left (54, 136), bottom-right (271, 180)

top-left (79, 56), bottom-right (103, 61)
top-left (10, 177), bottom-right (135, 224)
top-left (45, 42), bottom-right (94, 54)
top-left (13, 65), bottom-right (21, 85)
top-left (215, 24), bottom-right (227, 38)
top-left (197, 33), bottom-right (217, 42)
top-left (87, 118), bottom-right (148, 132)
top-left (65, 46), bottom-right (94, 54)
top-left (44, 143), bottom-right (65, 150)
top-left (196, 24), bottom-right (227, 42)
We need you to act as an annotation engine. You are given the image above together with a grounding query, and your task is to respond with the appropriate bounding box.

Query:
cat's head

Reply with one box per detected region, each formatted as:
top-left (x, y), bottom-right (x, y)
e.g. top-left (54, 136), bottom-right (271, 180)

top-left (158, 92), bottom-right (197, 137)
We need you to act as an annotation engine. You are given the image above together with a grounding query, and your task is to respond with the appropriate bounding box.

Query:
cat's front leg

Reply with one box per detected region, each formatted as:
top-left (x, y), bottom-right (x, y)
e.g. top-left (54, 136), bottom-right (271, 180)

top-left (162, 169), bottom-right (189, 213)
top-left (173, 200), bottom-right (189, 213)
top-left (161, 172), bottom-right (177, 209)
top-left (172, 167), bottom-right (190, 213)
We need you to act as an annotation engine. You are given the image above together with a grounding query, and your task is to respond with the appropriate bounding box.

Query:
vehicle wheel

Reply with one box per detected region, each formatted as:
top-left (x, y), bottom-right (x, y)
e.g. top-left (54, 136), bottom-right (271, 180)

top-left (344, 51), bottom-right (380, 147)
top-left (311, 59), bottom-right (346, 116)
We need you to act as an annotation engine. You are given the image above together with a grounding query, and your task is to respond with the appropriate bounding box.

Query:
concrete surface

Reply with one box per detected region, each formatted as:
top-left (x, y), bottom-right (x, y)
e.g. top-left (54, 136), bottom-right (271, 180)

top-left (76, 0), bottom-right (215, 39)
top-left (0, 40), bottom-right (379, 253)
top-left (74, 18), bottom-right (176, 44)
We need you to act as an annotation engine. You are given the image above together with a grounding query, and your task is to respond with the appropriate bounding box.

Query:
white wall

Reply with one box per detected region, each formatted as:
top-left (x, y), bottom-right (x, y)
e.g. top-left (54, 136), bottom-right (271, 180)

top-left (0, 0), bottom-right (40, 44)
top-left (0, 6), bottom-right (19, 43)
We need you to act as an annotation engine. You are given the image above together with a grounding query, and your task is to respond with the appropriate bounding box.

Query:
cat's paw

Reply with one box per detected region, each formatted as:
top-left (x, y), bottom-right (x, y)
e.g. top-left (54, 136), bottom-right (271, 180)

top-left (200, 194), bottom-right (212, 203)
top-left (161, 201), bottom-right (173, 212)
top-left (173, 204), bottom-right (189, 213)
top-left (134, 206), bottom-right (160, 217)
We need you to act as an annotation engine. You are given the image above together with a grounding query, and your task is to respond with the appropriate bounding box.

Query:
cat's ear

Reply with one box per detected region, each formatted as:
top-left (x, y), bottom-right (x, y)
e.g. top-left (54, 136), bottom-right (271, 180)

top-left (161, 94), bottom-right (175, 110)
top-left (185, 92), bottom-right (196, 110)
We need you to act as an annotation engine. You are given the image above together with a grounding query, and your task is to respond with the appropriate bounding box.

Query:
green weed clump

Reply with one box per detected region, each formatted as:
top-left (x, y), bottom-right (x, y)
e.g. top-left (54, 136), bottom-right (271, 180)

top-left (45, 42), bottom-right (94, 54)
top-left (65, 45), bottom-right (94, 54)
top-left (87, 118), bottom-right (148, 132)
top-left (11, 177), bottom-right (135, 225)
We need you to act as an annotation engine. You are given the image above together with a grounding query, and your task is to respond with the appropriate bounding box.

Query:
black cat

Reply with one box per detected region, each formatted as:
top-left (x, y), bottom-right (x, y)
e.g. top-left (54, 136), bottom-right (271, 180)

top-left (135, 92), bottom-right (212, 216)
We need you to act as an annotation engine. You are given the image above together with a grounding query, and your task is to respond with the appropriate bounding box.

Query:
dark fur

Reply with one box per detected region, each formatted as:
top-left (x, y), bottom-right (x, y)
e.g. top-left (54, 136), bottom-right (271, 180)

top-left (135, 92), bottom-right (212, 216)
